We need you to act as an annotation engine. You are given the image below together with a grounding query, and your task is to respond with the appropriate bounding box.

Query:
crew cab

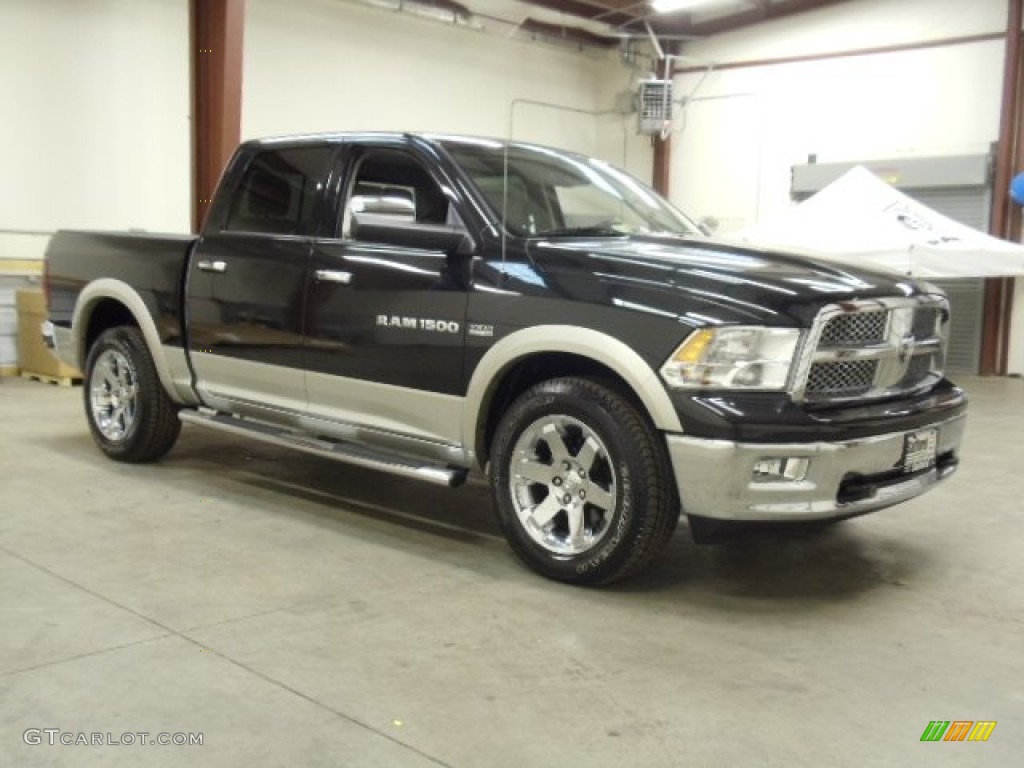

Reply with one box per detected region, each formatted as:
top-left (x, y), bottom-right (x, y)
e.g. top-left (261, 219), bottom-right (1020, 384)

top-left (44, 132), bottom-right (967, 584)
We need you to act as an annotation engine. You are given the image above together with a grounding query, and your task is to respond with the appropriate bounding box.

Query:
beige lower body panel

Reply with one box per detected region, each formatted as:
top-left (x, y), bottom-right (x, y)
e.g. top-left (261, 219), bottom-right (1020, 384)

top-left (189, 353), bottom-right (467, 465)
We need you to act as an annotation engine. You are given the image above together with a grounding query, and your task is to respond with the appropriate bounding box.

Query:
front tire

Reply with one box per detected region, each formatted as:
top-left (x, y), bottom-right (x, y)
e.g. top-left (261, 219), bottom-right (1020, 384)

top-left (84, 326), bottom-right (181, 462)
top-left (489, 377), bottom-right (678, 585)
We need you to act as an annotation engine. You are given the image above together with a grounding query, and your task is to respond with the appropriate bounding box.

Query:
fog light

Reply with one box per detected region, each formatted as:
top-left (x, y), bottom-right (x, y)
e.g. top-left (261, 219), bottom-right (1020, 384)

top-left (752, 457), bottom-right (809, 483)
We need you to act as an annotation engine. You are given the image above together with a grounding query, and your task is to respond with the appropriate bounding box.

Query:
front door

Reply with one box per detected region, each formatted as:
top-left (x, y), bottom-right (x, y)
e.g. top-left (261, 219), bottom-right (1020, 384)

top-left (304, 144), bottom-right (469, 450)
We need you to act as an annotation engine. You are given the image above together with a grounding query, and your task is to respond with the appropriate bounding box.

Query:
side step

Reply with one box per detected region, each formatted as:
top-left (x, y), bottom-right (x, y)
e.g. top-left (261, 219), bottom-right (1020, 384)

top-left (179, 409), bottom-right (467, 488)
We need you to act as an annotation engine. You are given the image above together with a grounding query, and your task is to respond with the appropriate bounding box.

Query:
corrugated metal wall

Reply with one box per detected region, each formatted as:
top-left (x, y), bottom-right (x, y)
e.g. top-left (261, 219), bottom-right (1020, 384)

top-left (906, 187), bottom-right (986, 374)
top-left (0, 272), bottom-right (38, 373)
top-left (0, 283), bottom-right (18, 370)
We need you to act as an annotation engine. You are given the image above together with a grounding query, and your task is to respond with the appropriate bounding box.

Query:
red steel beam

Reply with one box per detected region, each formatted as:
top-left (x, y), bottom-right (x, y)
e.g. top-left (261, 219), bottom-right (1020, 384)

top-left (991, 0), bottom-right (1022, 240)
top-left (520, 17), bottom-right (620, 47)
top-left (674, 32), bottom-right (1002, 74)
top-left (512, 0), bottom-right (638, 28)
top-left (520, 0), bottom-right (852, 37)
top-left (190, 0), bottom-right (245, 232)
top-left (657, 0), bottom-right (854, 37)
top-left (652, 133), bottom-right (671, 197)
top-left (982, 0), bottom-right (1023, 376)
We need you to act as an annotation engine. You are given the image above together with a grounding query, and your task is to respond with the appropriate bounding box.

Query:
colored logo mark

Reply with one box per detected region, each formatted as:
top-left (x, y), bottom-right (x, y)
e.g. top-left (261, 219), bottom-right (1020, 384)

top-left (920, 721), bottom-right (996, 742)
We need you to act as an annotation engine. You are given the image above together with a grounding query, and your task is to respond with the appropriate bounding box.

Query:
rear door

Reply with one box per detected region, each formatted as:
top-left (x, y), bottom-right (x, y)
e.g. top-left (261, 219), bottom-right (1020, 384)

top-left (304, 141), bottom-right (470, 450)
top-left (186, 144), bottom-right (334, 419)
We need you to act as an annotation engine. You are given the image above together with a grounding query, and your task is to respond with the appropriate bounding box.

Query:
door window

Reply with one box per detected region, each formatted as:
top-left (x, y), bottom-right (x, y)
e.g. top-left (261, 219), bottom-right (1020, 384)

top-left (224, 147), bottom-right (332, 236)
top-left (341, 149), bottom-right (458, 237)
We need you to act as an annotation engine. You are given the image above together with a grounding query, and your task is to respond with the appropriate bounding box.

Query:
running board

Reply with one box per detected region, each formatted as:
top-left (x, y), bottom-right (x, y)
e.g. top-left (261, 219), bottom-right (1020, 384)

top-left (179, 409), bottom-right (467, 488)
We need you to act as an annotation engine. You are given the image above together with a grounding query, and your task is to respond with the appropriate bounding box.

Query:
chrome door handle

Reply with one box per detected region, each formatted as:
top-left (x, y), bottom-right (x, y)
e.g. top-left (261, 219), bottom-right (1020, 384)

top-left (197, 259), bottom-right (227, 273)
top-left (315, 269), bottom-right (353, 285)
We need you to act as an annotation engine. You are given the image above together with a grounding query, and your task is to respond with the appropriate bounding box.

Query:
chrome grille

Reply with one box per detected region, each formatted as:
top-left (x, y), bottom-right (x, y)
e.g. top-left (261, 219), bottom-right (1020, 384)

top-left (911, 307), bottom-right (940, 339)
top-left (898, 354), bottom-right (934, 388)
top-left (818, 311), bottom-right (887, 346)
top-left (806, 360), bottom-right (878, 397)
top-left (798, 297), bottom-right (949, 404)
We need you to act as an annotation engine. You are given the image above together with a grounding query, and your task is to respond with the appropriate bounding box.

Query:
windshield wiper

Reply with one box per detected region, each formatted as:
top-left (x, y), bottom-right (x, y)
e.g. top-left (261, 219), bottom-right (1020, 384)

top-left (535, 225), bottom-right (627, 238)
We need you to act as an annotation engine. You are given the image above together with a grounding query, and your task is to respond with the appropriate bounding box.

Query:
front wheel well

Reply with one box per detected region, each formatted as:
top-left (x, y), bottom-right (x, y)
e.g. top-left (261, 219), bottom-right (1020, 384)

top-left (83, 299), bottom-right (138, 360)
top-left (476, 352), bottom-right (651, 467)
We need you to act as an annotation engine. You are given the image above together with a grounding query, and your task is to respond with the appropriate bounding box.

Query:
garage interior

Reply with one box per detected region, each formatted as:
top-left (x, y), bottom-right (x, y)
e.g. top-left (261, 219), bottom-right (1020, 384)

top-left (2, 0), bottom-right (1023, 765)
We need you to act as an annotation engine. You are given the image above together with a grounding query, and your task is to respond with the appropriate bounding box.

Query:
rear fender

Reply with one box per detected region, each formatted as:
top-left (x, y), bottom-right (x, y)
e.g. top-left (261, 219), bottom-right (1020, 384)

top-left (74, 279), bottom-right (197, 405)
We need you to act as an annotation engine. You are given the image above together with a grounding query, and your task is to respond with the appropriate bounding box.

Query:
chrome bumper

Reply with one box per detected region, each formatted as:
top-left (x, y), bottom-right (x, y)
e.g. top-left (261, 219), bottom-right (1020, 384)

top-left (42, 321), bottom-right (79, 369)
top-left (666, 413), bottom-right (966, 522)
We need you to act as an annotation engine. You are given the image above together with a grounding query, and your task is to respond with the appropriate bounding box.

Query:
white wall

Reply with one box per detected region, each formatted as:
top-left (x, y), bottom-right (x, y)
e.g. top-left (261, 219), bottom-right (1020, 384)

top-left (669, 0), bottom-right (1024, 373)
top-left (0, 0), bottom-right (653, 268)
top-left (671, 0), bottom-right (1006, 231)
top-left (242, 0), bottom-right (652, 179)
top-left (0, 0), bottom-right (191, 262)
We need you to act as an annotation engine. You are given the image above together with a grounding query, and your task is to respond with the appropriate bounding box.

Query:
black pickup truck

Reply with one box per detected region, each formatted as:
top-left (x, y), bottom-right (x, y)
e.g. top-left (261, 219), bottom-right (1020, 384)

top-left (45, 132), bottom-right (966, 584)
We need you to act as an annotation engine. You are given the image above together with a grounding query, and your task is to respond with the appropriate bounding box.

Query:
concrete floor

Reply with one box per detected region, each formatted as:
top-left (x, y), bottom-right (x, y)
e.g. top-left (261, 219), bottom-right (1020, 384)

top-left (0, 375), bottom-right (1021, 767)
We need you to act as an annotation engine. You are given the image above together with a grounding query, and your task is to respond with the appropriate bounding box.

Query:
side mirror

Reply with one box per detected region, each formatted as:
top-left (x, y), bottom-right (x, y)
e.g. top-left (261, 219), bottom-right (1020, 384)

top-left (697, 215), bottom-right (719, 236)
top-left (349, 193), bottom-right (416, 221)
top-left (351, 214), bottom-right (476, 257)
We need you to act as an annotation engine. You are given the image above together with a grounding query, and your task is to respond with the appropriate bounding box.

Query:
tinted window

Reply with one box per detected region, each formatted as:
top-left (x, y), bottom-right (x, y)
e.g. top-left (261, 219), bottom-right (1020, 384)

top-left (444, 142), bottom-right (701, 238)
top-left (224, 147), bottom-right (332, 235)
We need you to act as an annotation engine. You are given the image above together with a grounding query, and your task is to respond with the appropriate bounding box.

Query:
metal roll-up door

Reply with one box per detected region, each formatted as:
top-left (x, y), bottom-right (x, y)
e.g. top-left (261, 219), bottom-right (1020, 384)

top-left (791, 155), bottom-right (991, 375)
top-left (903, 187), bottom-right (986, 374)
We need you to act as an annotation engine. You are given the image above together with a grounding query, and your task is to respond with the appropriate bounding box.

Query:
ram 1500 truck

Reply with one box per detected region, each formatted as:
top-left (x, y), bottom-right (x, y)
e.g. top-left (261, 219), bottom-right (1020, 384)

top-left (44, 132), bottom-right (967, 584)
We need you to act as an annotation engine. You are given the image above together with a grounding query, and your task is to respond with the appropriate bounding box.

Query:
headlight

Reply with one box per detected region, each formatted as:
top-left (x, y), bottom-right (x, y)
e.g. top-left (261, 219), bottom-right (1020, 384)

top-left (660, 326), bottom-right (803, 390)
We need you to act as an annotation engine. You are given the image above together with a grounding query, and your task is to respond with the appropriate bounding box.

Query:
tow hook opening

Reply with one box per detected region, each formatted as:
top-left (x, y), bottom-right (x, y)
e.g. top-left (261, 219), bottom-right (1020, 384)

top-left (936, 450), bottom-right (959, 474)
top-left (837, 449), bottom-right (959, 506)
top-left (837, 474), bottom-right (876, 506)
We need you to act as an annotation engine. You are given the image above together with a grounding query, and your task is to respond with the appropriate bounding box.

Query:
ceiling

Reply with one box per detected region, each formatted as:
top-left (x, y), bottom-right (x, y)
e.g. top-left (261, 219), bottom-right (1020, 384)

top-left (512, 0), bottom-right (856, 46)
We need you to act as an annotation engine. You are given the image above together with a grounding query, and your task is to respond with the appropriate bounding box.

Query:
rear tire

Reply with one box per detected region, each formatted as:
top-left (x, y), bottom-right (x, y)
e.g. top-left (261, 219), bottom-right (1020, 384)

top-left (489, 377), bottom-right (678, 585)
top-left (84, 326), bottom-right (181, 462)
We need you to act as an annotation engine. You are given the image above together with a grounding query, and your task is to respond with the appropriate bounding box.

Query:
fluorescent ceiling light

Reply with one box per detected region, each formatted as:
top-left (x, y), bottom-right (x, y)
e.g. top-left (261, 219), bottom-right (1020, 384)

top-left (651, 0), bottom-right (720, 13)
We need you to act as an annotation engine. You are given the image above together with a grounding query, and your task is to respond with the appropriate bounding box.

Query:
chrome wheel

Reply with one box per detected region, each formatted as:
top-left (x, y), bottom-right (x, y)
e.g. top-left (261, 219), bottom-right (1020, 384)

top-left (88, 349), bottom-right (139, 442)
top-left (509, 414), bottom-right (618, 556)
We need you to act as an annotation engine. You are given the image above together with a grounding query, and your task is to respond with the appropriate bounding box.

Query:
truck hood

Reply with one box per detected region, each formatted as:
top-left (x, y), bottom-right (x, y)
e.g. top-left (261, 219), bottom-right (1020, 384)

top-left (526, 234), bottom-right (928, 327)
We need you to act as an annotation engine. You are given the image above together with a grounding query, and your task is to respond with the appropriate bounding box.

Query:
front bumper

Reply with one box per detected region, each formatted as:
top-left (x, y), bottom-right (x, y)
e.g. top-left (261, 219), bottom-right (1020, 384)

top-left (666, 412), bottom-right (966, 522)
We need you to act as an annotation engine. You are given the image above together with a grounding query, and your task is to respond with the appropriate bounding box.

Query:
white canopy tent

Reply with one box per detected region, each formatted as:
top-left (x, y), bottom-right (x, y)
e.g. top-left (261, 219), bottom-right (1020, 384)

top-left (731, 166), bottom-right (1024, 278)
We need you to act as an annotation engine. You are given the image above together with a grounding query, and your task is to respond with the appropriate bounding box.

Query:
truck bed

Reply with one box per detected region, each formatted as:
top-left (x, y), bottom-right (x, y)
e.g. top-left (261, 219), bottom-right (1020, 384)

top-left (46, 230), bottom-right (196, 348)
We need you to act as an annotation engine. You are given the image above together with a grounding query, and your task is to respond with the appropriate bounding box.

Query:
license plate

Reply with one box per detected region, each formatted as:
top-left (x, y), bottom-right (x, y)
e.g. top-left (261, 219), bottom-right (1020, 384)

top-left (903, 429), bottom-right (938, 473)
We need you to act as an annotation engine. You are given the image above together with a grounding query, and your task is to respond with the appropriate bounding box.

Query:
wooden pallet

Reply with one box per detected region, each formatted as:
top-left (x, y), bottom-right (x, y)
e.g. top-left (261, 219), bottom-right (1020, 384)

top-left (20, 370), bottom-right (82, 387)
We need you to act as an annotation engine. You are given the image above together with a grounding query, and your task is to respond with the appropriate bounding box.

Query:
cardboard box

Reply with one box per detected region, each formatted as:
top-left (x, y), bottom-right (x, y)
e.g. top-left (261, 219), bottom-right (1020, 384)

top-left (16, 290), bottom-right (82, 380)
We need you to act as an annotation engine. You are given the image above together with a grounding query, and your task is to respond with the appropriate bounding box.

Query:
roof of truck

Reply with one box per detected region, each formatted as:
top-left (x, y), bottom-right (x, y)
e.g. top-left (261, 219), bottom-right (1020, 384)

top-left (243, 131), bottom-right (583, 156)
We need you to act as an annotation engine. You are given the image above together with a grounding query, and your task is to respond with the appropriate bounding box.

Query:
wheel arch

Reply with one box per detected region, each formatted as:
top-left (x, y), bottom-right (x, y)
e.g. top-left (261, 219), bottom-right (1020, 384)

top-left (463, 326), bottom-right (682, 467)
top-left (74, 279), bottom-right (188, 404)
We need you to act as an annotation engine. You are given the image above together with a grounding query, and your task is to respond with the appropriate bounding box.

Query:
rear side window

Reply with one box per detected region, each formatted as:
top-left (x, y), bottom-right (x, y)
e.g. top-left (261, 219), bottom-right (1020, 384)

top-left (223, 146), bottom-right (332, 235)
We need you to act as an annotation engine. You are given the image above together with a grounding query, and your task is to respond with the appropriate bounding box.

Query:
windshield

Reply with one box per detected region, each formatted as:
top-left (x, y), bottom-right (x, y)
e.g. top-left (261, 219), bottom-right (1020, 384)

top-left (441, 139), bottom-right (702, 239)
